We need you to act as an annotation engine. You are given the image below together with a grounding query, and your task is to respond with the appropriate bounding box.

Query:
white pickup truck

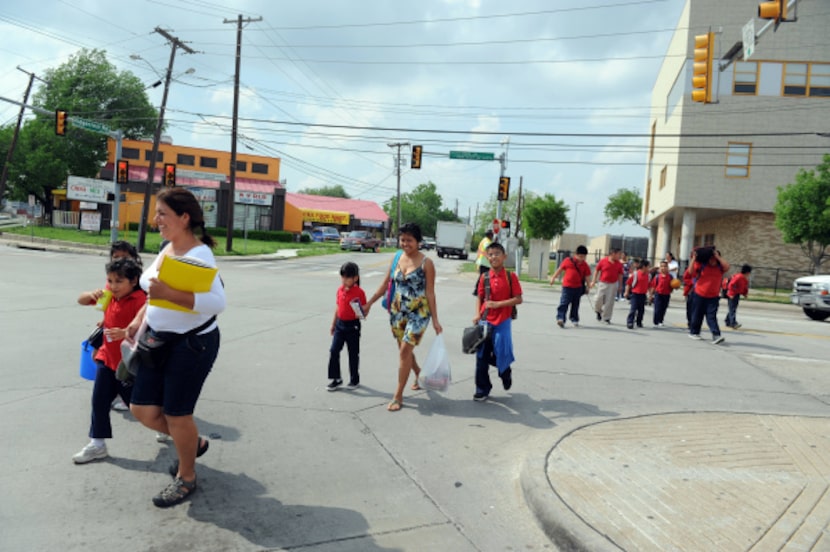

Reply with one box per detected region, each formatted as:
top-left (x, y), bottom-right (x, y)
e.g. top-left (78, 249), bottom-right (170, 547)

top-left (790, 274), bottom-right (830, 321)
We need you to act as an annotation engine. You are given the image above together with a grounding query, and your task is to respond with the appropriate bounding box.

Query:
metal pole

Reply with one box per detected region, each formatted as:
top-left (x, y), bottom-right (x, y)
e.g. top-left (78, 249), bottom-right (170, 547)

top-left (110, 130), bottom-right (122, 243)
top-left (387, 142), bottom-right (409, 233)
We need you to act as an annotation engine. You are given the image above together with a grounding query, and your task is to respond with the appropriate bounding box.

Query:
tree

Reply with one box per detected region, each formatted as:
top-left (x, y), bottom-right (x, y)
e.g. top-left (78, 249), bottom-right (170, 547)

top-left (773, 154), bottom-right (830, 273)
top-left (522, 193), bottom-right (569, 239)
top-left (603, 188), bottom-right (643, 226)
top-left (383, 181), bottom-right (457, 236)
top-left (4, 49), bottom-right (158, 211)
top-left (298, 184), bottom-right (350, 198)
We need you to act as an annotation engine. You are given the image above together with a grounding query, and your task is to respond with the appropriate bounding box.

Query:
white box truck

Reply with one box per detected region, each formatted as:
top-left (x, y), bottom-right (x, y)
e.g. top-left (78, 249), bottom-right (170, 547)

top-left (435, 221), bottom-right (472, 259)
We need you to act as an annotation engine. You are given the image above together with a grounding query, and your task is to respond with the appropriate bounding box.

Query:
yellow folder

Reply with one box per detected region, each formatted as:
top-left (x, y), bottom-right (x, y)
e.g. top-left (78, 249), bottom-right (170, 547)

top-left (148, 255), bottom-right (218, 313)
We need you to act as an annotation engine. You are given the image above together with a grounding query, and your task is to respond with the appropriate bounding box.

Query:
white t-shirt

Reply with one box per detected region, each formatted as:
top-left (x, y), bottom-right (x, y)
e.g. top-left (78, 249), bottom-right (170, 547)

top-left (140, 244), bottom-right (225, 333)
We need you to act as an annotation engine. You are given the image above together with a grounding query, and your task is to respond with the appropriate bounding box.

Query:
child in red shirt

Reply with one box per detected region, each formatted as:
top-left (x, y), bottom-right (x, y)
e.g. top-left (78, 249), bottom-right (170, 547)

top-left (650, 261), bottom-right (674, 327)
top-left (327, 262), bottom-right (367, 391)
top-left (625, 259), bottom-right (650, 329)
top-left (689, 247), bottom-right (730, 343)
top-left (725, 264), bottom-right (752, 329)
top-left (73, 258), bottom-right (146, 464)
top-left (550, 245), bottom-right (591, 328)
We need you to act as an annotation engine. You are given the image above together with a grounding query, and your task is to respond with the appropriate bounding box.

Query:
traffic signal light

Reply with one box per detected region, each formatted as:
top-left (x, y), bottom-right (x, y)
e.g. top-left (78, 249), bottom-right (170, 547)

top-left (691, 32), bottom-right (714, 103)
top-left (163, 163), bottom-right (176, 187)
top-left (411, 145), bottom-right (422, 169)
top-left (497, 176), bottom-right (510, 201)
top-left (759, 0), bottom-right (787, 26)
top-left (55, 109), bottom-right (68, 136)
top-left (116, 160), bottom-right (129, 184)
top-left (500, 219), bottom-right (511, 234)
top-left (492, 218), bottom-right (501, 234)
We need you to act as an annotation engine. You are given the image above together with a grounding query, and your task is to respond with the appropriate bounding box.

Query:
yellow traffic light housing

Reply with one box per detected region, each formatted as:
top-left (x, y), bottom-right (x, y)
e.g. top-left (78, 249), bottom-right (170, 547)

top-left (411, 145), bottom-right (422, 169)
top-left (163, 163), bottom-right (176, 187)
top-left (116, 160), bottom-right (129, 184)
top-left (691, 32), bottom-right (714, 103)
top-left (55, 109), bottom-right (68, 136)
top-left (497, 176), bottom-right (510, 201)
top-left (759, 0), bottom-right (787, 23)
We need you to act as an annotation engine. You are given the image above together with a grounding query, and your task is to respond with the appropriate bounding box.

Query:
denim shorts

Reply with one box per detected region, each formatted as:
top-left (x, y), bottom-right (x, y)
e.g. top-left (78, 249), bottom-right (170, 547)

top-left (130, 327), bottom-right (220, 416)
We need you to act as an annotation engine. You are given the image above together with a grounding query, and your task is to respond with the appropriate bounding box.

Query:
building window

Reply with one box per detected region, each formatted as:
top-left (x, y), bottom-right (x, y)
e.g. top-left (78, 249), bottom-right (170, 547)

top-left (659, 165), bottom-right (667, 190)
top-left (144, 150), bottom-right (163, 162)
top-left (703, 233), bottom-right (715, 246)
top-left (121, 147), bottom-right (140, 160)
top-left (725, 142), bottom-right (751, 178)
top-left (809, 63), bottom-right (830, 97)
top-left (200, 156), bottom-right (218, 168)
top-left (733, 61), bottom-right (758, 95)
top-left (235, 160), bottom-right (247, 172)
top-left (251, 162), bottom-right (268, 175)
top-left (783, 63), bottom-right (808, 96)
top-left (177, 154), bottom-right (195, 166)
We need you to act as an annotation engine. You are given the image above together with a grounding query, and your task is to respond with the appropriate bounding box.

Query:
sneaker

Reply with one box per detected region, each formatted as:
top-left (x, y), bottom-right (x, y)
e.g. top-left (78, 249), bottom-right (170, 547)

top-left (556, 320), bottom-right (564, 328)
top-left (326, 379), bottom-right (343, 392)
top-left (627, 324), bottom-right (634, 329)
top-left (732, 323), bottom-right (742, 329)
top-left (636, 323), bottom-right (643, 328)
top-left (73, 443), bottom-right (108, 464)
top-left (596, 312), bottom-right (602, 321)
top-left (501, 368), bottom-right (512, 391)
top-left (156, 432), bottom-right (171, 443)
top-left (347, 381), bottom-right (360, 390)
top-left (111, 398), bottom-right (129, 411)
top-left (689, 334), bottom-right (702, 340)
top-left (604, 320), bottom-right (611, 325)
top-left (473, 392), bottom-right (489, 401)
top-left (571, 321), bottom-right (580, 328)
top-left (712, 336), bottom-right (725, 345)
top-left (657, 323), bottom-right (665, 327)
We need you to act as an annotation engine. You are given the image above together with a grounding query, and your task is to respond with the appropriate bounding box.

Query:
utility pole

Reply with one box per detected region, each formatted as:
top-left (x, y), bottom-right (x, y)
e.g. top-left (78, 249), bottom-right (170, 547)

top-left (387, 142), bottom-right (409, 234)
top-left (515, 176), bottom-right (523, 235)
top-left (0, 68), bottom-right (38, 205)
top-left (223, 14), bottom-right (262, 252)
top-left (136, 27), bottom-right (195, 253)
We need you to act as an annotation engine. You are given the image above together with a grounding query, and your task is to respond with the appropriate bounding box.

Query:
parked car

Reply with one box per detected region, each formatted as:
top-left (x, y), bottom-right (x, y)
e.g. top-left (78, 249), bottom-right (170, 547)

top-left (790, 274), bottom-right (830, 321)
top-left (340, 230), bottom-right (381, 252)
top-left (312, 226), bottom-right (341, 242)
top-left (420, 237), bottom-right (436, 250)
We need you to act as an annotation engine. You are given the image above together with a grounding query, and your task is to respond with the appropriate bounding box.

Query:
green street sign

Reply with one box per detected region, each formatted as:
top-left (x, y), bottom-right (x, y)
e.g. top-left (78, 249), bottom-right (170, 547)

top-left (449, 150), bottom-right (494, 161)
top-left (72, 117), bottom-right (111, 134)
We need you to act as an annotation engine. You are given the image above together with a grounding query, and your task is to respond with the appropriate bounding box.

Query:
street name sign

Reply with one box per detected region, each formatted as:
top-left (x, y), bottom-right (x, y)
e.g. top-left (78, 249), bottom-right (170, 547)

top-left (449, 151), bottom-right (494, 161)
top-left (72, 117), bottom-right (112, 134)
top-left (743, 19), bottom-right (755, 60)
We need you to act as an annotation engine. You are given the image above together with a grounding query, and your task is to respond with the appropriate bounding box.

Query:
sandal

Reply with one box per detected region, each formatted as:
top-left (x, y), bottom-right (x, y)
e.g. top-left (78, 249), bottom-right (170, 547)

top-left (387, 399), bottom-right (403, 412)
top-left (168, 437), bottom-right (209, 477)
top-left (152, 476), bottom-right (196, 508)
top-left (410, 382), bottom-right (422, 391)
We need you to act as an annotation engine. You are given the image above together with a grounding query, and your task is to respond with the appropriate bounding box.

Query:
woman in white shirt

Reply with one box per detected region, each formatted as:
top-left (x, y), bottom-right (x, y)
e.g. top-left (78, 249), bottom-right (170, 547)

top-left (128, 188), bottom-right (225, 508)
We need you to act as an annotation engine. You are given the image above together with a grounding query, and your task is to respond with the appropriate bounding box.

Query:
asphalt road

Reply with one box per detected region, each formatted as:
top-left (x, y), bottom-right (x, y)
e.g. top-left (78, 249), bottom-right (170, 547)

top-left (0, 243), bottom-right (827, 551)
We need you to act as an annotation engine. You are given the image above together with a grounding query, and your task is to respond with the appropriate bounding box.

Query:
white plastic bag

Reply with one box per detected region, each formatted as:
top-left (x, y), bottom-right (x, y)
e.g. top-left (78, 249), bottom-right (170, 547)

top-left (419, 334), bottom-right (451, 392)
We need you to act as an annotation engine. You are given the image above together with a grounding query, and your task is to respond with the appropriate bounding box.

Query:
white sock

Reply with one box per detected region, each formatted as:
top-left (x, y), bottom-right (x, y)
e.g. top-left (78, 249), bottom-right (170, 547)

top-left (90, 438), bottom-right (105, 448)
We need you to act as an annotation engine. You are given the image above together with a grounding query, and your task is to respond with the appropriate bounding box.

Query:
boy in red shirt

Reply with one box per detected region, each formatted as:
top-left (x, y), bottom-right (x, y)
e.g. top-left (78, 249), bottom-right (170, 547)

top-left (590, 248), bottom-right (623, 324)
top-left (725, 264), bottom-right (752, 329)
top-left (473, 242), bottom-right (522, 401)
top-left (625, 259), bottom-right (650, 329)
top-left (327, 262), bottom-right (367, 391)
top-left (689, 247), bottom-right (730, 344)
top-left (650, 261), bottom-right (673, 327)
top-left (550, 245), bottom-right (591, 328)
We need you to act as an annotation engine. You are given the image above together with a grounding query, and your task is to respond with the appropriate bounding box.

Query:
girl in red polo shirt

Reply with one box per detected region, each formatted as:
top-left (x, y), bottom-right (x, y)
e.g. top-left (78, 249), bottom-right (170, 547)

top-left (327, 262), bottom-right (367, 391)
top-left (689, 247), bottom-right (730, 343)
top-left (650, 261), bottom-right (674, 327)
top-left (625, 259), bottom-right (650, 329)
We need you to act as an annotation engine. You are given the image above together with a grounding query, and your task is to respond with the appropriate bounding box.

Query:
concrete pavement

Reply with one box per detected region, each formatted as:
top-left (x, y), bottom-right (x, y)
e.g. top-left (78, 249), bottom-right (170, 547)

top-left (1, 237), bottom-right (829, 551)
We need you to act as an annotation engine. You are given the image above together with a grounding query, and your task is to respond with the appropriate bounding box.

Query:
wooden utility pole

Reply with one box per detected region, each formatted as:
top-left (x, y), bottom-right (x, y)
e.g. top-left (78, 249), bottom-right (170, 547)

top-left (223, 15), bottom-right (262, 252)
top-left (0, 68), bottom-right (38, 205)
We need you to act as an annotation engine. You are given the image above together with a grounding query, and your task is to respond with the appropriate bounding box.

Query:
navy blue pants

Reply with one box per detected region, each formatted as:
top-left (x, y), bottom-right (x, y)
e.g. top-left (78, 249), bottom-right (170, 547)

top-left (90, 360), bottom-right (132, 439)
top-left (626, 293), bottom-right (646, 326)
top-left (328, 318), bottom-right (361, 384)
top-left (557, 286), bottom-right (583, 323)
top-left (653, 293), bottom-right (671, 325)
top-left (690, 294), bottom-right (721, 337)
top-left (725, 296), bottom-right (741, 327)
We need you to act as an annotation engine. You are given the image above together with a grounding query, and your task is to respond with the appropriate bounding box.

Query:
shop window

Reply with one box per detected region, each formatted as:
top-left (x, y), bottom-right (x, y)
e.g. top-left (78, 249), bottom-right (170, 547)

top-left (235, 160), bottom-right (247, 172)
top-left (121, 147), bottom-right (140, 160)
top-left (200, 156), bottom-right (218, 168)
top-left (177, 154), bottom-right (195, 166)
top-left (251, 162), bottom-right (268, 175)
top-left (144, 150), bottom-right (163, 162)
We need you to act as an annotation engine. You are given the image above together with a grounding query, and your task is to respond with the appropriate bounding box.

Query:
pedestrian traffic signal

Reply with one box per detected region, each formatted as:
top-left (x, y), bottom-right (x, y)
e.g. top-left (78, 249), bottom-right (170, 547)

top-left (55, 109), bottom-right (68, 136)
top-left (411, 145), bottom-right (422, 169)
top-left (163, 163), bottom-right (176, 187)
top-left (501, 219), bottom-right (511, 234)
top-left (497, 176), bottom-right (510, 201)
top-left (759, 0), bottom-right (787, 26)
top-left (492, 218), bottom-right (501, 234)
top-left (116, 160), bottom-right (129, 184)
top-left (691, 32), bottom-right (714, 103)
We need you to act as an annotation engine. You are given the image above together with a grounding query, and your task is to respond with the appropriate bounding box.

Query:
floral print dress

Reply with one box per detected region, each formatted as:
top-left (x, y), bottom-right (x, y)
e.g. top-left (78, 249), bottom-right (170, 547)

top-left (389, 256), bottom-right (431, 345)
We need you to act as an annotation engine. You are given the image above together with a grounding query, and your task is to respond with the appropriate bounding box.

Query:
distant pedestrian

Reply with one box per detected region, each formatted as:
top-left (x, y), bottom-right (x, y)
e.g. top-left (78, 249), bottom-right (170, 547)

top-left (617, 253), bottom-right (631, 301)
top-left (472, 242), bottom-right (522, 401)
top-left (472, 230), bottom-right (494, 295)
top-left (650, 261), bottom-right (673, 327)
top-left (725, 264), bottom-right (752, 329)
top-left (590, 248), bottom-right (624, 324)
top-left (326, 262), bottom-right (367, 391)
top-left (625, 259), bottom-right (650, 329)
top-left (550, 245), bottom-right (591, 328)
top-left (688, 247), bottom-right (730, 344)
top-left (682, 249), bottom-right (697, 328)
top-left (665, 252), bottom-right (679, 280)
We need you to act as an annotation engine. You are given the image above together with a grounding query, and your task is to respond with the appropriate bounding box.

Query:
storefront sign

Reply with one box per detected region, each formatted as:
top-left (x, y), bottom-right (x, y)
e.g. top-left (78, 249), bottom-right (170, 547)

top-left (235, 190), bottom-right (272, 206)
top-left (80, 211), bottom-right (102, 231)
top-left (67, 176), bottom-right (114, 202)
top-left (301, 209), bottom-right (350, 225)
top-left (360, 219), bottom-right (384, 228)
top-left (190, 188), bottom-right (217, 202)
top-left (79, 201), bottom-right (97, 210)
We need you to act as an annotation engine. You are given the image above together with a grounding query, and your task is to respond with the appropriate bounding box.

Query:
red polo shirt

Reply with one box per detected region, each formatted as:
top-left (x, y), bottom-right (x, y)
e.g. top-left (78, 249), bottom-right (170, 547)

top-left (692, 261), bottom-right (726, 298)
top-left (595, 257), bottom-right (624, 284)
top-left (562, 257), bottom-right (591, 288)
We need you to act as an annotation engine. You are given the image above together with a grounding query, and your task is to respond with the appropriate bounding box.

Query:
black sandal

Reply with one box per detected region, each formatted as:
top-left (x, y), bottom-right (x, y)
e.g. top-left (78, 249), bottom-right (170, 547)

top-left (167, 437), bottom-right (209, 477)
top-left (152, 476), bottom-right (196, 508)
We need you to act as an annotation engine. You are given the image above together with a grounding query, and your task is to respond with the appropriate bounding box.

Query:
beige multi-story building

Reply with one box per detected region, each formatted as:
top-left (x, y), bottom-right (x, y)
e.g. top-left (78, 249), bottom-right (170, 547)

top-left (643, 0), bottom-right (830, 279)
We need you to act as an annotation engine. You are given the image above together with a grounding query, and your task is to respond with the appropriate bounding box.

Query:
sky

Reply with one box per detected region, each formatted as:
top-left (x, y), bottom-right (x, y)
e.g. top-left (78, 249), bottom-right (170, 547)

top-left (0, 0), bottom-right (688, 238)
